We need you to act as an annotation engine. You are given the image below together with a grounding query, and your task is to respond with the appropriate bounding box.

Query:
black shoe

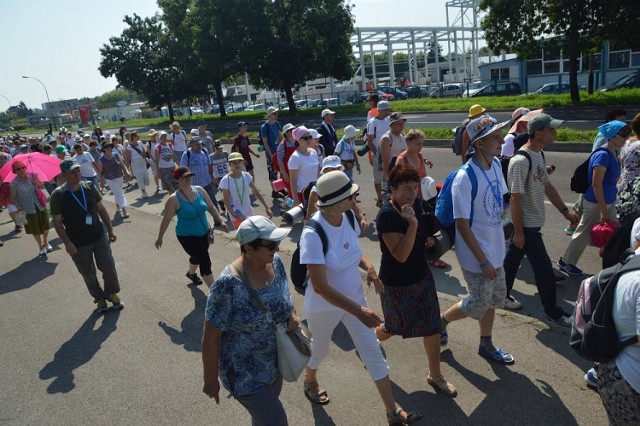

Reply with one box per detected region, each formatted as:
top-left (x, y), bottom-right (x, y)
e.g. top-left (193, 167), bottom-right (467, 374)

top-left (272, 191), bottom-right (284, 199)
top-left (554, 274), bottom-right (566, 284)
top-left (186, 272), bottom-right (203, 285)
top-left (218, 200), bottom-right (226, 213)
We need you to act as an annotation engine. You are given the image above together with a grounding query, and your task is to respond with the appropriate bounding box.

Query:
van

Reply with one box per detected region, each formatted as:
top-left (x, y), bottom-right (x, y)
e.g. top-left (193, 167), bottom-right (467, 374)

top-left (464, 81), bottom-right (522, 97)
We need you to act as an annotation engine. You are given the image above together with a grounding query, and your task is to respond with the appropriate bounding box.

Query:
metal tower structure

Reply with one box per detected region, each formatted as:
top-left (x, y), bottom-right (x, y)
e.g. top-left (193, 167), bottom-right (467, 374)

top-left (350, 0), bottom-right (483, 89)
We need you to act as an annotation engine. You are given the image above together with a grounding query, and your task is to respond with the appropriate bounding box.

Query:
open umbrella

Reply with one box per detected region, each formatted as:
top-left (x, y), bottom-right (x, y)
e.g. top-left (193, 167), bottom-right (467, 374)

top-left (0, 152), bottom-right (62, 183)
top-left (508, 108), bottom-right (544, 134)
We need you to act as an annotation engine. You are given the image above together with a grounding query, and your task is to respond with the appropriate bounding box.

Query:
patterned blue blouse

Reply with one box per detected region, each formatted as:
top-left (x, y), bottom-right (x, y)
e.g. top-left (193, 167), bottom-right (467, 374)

top-left (205, 254), bottom-right (293, 397)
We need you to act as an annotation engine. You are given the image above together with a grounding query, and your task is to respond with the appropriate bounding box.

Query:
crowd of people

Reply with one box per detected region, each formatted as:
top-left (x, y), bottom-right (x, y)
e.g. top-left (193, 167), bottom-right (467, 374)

top-left (1, 99), bottom-right (639, 425)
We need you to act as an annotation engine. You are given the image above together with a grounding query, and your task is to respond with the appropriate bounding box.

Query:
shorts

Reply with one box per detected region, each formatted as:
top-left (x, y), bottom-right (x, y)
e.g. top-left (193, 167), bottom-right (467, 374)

top-left (25, 208), bottom-right (50, 235)
top-left (372, 155), bottom-right (384, 184)
top-left (380, 274), bottom-right (441, 338)
top-left (459, 267), bottom-right (507, 320)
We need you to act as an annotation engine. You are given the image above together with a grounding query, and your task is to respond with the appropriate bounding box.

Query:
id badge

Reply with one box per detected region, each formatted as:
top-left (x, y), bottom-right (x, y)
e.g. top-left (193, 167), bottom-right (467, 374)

top-left (85, 215), bottom-right (93, 226)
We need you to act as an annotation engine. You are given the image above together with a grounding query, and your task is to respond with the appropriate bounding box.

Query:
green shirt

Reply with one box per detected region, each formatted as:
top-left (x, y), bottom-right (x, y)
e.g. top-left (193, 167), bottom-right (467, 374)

top-left (50, 182), bottom-right (104, 247)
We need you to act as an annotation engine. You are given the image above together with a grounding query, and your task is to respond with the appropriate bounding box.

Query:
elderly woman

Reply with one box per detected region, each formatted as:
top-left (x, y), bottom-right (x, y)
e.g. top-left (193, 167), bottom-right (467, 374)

top-left (155, 166), bottom-right (227, 287)
top-left (287, 126), bottom-right (319, 207)
top-left (202, 216), bottom-right (296, 426)
top-left (375, 165), bottom-right (457, 397)
top-left (9, 160), bottom-right (51, 255)
top-left (558, 120), bottom-right (630, 276)
top-left (300, 171), bottom-right (422, 425)
top-left (97, 143), bottom-right (130, 218)
top-left (617, 113), bottom-right (640, 192)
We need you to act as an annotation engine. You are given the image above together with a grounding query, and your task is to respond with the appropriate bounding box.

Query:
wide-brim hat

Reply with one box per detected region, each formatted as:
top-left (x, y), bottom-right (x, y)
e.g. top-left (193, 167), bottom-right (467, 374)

top-left (467, 115), bottom-right (510, 144)
top-left (228, 152), bottom-right (244, 162)
top-left (316, 170), bottom-right (359, 207)
top-left (320, 155), bottom-right (344, 174)
top-left (282, 123), bottom-right (295, 133)
top-left (468, 104), bottom-right (486, 118)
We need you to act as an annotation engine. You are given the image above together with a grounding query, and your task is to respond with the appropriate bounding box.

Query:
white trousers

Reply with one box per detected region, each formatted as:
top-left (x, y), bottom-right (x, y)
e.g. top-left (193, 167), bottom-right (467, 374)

top-left (306, 309), bottom-right (389, 381)
top-left (105, 177), bottom-right (127, 208)
top-left (131, 158), bottom-right (149, 192)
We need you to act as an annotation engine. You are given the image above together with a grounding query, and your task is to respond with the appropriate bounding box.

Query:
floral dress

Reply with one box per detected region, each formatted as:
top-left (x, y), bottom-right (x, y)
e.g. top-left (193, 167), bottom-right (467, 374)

top-left (617, 139), bottom-right (640, 192)
top-left (205, 254), bottom-right (293, 397)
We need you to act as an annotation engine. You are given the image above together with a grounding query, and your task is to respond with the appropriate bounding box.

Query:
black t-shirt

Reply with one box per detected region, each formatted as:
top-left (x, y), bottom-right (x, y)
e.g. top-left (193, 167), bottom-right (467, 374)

top-left (376, 200), bottom-right (431, 287)
top-left (50, 182), bottom-right (104, 247)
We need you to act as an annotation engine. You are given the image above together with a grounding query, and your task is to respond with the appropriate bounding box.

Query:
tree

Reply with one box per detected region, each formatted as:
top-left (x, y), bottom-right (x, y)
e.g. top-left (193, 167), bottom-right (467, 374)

top-left (427, 42), bottom-right (446, 64)
top-left (188, 0), bottom-right (265, 117)
top-left (99, 13), bottom-right (197, 121)
top-left (246, 0), bottom-right (355, 114)
top-left (479, 0), bottom-right (639, 102)
top-left (96, 88), bottom-right (146, 105)
top-left (9, 101), bottom-right (33, 119)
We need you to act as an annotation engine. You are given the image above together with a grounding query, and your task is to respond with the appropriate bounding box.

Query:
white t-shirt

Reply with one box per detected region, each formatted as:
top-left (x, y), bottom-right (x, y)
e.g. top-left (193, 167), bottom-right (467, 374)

top-left (75, 152), bottom-right (96, 177)
top-left (219, 172), bottom-right (253, 218)
top-left (613, 268), bottom-right (640, 393)
top-left (366, 117), bottom-right (390, 149)
top-left (452, 158), bottom-right (508, 273)
top-left (149, 141), bottom-right (160, 161)
top-left (630, 217), bottom-right (640, 250)
top-left (501, 133), bottom-right (517, 157)
top-left (300, 211), bottom-right (364, 313)
top-left (171, 131), bottom-right (187, 151)
top-left (288, 149), bottom-right (319, 193)
top-left (126, 143), bottom-right (146, 160)
top-left (156, 143), bottom-right (175, 168)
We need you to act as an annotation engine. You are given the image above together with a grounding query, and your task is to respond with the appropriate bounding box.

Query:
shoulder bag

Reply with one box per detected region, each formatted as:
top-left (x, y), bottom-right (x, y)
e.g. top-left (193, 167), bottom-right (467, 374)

top-left (233, 260), bottom-right (312, 382)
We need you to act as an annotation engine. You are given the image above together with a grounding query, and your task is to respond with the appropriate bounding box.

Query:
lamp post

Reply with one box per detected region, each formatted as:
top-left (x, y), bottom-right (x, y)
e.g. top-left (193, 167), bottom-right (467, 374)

top-left (0, 94), bottom-right (12, 129)
top-left (22, 75), bottom-right (55, 131)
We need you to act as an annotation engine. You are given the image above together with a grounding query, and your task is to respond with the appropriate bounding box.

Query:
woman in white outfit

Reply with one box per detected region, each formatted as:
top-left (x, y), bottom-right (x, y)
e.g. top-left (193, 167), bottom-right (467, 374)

top-left (299, 170), bottom-right (422, 425)
top-left (124, 131), bottom-right (150, 198)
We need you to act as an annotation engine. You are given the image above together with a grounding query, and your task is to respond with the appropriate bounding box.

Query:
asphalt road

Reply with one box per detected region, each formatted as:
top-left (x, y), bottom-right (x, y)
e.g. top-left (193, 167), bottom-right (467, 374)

top-left (0, 146), bottom-right (608, 425)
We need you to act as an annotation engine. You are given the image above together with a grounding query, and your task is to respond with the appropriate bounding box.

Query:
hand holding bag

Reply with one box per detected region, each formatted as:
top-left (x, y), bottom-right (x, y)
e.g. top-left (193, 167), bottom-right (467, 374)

top-left (233, 261), bottom-right (312, 382)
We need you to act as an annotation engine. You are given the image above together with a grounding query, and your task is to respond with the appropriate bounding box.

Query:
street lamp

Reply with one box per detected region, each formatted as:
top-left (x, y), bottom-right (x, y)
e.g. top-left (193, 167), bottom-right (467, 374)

top-left (22, 75), bottom-right (55, 130)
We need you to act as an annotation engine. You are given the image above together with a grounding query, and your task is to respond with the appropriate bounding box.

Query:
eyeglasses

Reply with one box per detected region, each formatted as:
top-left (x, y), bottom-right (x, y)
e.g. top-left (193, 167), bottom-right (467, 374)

top-left (258, 240), bottom-right (280, 251)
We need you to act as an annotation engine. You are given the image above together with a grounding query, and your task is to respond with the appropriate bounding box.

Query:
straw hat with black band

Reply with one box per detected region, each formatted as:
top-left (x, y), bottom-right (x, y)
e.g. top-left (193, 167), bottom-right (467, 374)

top-left (316, 171), bottom-right (359, 208)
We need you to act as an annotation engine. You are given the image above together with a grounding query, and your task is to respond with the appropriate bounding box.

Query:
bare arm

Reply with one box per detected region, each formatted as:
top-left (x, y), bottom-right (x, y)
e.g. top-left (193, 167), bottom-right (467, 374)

top-left (380, 136), bottom-right (391, 179)
top-left (289, 168), bottom-right (299, 204)
top-left (366, 134), bottom-right (376, 155)
top-left (52, 214), bottom-right (76, 255)
top-left (96, 201), bottom-right (116, 241)
top-left (544, 181), bottom-right (578, 223)
top-left (201, 322), bottom-right (222, 403)
top-left (155, 196), bottom-right (178, 249)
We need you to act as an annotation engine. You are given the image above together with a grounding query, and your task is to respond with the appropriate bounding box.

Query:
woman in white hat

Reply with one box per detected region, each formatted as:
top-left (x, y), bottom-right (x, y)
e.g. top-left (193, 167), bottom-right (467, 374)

top-left (299, 171), bottom-right (422, 424)
top-left (334, 125), bottom-right (361, 183)
top-left (202, 216), bottom-right (296, 426)
top-left (288, 126), bottom-right (319, 207)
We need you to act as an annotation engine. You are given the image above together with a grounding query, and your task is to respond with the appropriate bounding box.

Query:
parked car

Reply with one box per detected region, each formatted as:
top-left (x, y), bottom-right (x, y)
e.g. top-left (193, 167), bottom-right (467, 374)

top-left (190, 106), bottom-right (204, 114)
top-left (532, 83), bottom-right (572, 94)
top-left (600, 71), bottom-right (640, 92)
top-left (376, 90), bottom-right (395, 101)
top-left (430, 83), bottom-right (465, 98)
top-left (378, 86), bottom-right (408, 100)
top-left (318, 98), bottom-right (351, 108)
top-left (463, 81), bottom-right (522, 97)
top-left (348, 93), bottom-right (370, 104)
top-left (405, 85), bottom-right (432, 98)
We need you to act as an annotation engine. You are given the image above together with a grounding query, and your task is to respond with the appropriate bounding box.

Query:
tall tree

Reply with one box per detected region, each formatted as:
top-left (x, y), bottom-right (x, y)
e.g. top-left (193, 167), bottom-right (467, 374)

top-left (246, 0), bottom-right (355, 114)
top-left (479, 0), bottom-right (639, 102)
top-left (188, 0), bottom-right (265, 117)
top-left (99, 13), bottom-right (196, 121)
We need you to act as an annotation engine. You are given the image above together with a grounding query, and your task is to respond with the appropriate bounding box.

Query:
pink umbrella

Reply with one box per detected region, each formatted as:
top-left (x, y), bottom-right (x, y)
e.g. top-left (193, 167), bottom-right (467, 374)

top-left (0, 152), bottom-right (62, 183)
top-left (508, 108), bottom-right (544, 134)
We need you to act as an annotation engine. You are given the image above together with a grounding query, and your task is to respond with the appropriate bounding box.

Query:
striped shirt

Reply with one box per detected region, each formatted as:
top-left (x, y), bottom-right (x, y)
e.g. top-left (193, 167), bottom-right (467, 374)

top-left (508, 147), bottom-right (549, 228)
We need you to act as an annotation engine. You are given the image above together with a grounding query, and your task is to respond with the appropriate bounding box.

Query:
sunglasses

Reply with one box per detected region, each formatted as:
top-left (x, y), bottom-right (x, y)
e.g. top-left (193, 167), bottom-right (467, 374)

top-left (13, 166), bottom-right (26, 171)
top-left (258, 240), bottom-right (280, 251)
top-left (300, 136), bottom-right (312, 141)
top-left (618, 132), bottom-right (631, 139)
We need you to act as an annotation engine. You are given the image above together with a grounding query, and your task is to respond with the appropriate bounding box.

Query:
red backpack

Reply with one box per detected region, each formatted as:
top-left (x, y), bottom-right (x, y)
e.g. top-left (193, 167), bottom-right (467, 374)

top-left (271, 140), bottom-right (296, 173)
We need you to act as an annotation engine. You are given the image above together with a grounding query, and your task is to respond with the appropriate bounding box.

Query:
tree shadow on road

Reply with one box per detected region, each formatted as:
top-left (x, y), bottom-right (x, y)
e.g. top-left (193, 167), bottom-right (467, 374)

top-left (39, 310), bottom-right (121, 394)
top-left (0, 257), bottom-right (58, 295)
top-left (158, 284), bottom-right (207, 352)
top-left (440, 349), bottom-right (578, 425)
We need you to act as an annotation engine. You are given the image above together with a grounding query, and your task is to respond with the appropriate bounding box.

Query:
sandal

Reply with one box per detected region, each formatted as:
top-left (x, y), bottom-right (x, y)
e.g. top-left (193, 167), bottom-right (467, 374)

top-left (478, 347), bottom-right (515, 365)
top-left (122, 212), bottom-right (130, 219)
top-left (303, 381), bottom-right (330, 405)
top-left (386, 407), bottom-right (423, 425)
top-left (428, 259), bottom-right (448, 268)
top-left (427, 374), bottom-right (458, 397)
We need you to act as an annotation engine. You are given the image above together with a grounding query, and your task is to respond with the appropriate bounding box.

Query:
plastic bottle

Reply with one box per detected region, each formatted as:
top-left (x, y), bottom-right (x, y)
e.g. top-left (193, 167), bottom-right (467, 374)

top-left (285, 197), bottom-right (294, 208)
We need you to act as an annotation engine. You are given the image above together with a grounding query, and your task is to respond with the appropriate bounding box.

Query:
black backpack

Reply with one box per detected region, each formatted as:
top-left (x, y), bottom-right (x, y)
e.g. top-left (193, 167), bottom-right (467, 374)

top-left (290, 209), bottom-right (356, 295)
top-left (570, 147), bottom-right (610, 193)
top-left (451, 126), bottom-right (465, 155)
top-left (569, 253), bottom-right (640, 362)
top-left (500, 149), bottom-right (544, 205)
top-left (602, 211), bottom-right (640, 269)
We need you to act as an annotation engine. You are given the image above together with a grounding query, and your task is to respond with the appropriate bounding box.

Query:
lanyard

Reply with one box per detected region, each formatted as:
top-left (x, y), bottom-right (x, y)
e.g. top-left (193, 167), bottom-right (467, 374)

top-left (472, 158), bottom-right (503, 210)
top-left (66, 183), bottom-right (88, 213)
top-left (232, 174), bottom-right (246, 204)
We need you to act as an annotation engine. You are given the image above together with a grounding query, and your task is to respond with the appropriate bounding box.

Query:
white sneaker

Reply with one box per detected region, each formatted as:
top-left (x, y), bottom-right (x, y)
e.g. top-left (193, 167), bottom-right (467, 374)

top-left (504, 295), bottom-right (522, 310)
top-left (39, 247), bottom-right (47, 256)
top-left (45, 244), bottom-right (53, 253)
top-left (141, 190), bottom-right (148, 198)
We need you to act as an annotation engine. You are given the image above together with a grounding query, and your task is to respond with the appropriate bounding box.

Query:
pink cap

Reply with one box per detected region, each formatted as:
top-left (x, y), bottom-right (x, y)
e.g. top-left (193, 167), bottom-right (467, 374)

top-left (292, 126), bottom-right (311, 141)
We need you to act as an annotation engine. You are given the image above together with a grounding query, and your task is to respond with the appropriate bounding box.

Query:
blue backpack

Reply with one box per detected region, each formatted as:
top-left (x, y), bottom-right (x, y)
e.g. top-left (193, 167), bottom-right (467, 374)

top-left (435, 162), bottom-right (479, 241)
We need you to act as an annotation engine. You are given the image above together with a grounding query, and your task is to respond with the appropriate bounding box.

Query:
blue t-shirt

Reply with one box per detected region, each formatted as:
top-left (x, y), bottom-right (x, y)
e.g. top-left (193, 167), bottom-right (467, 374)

top-left (205, 255), bottom-right (293, 397)
top-left (260, 121), bottom-right (282, 153)
top-left (585, 149), bottom-right (620, 204)
top-left (175, 188), bottom-right (209, 236)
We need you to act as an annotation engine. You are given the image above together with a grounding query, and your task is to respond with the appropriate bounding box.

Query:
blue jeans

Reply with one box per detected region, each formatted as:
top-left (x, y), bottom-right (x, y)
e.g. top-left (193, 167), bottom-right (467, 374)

top-left (503, 227), bottom-right (564, 319)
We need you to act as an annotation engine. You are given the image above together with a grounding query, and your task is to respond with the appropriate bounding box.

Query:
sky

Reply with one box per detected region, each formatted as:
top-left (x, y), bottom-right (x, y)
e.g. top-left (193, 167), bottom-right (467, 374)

top-left (0, 0), bottom-right (454, 110)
